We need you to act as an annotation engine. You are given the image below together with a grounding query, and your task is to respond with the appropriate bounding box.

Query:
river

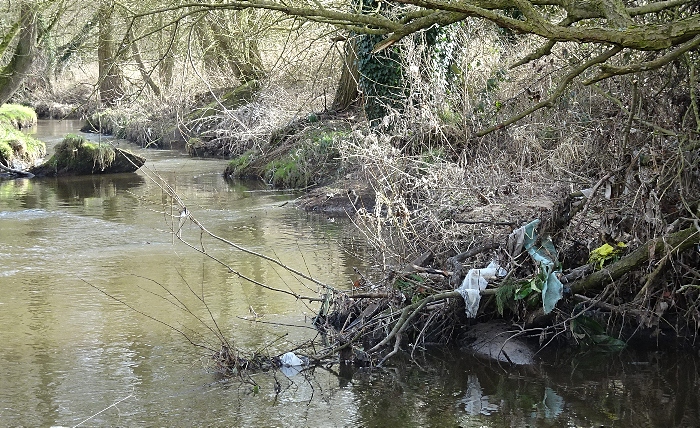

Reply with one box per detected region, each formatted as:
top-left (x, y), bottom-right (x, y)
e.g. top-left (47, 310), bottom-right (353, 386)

top-left (0, 120), bottom-right (698, 427)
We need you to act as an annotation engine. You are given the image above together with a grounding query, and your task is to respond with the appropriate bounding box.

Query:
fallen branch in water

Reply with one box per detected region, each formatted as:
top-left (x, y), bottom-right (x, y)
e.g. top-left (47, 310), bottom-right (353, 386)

top-left (0, 161), bottom-right (34, 178)
top-left (136, 163), bottom-right (337, 303)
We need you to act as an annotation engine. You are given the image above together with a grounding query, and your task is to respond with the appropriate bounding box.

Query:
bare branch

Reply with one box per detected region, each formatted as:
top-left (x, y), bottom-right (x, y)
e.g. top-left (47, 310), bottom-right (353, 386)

top-left (476, 45), bottom-right (623, 136)
top-left (585, 35), bottom-right (700, 84)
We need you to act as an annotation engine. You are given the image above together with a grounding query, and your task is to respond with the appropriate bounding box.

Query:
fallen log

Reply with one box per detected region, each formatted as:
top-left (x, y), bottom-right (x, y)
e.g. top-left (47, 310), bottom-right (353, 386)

top-left (569, 225), bottom-right (700, 295)
top-left (0, 161), bottom-right (34, 178)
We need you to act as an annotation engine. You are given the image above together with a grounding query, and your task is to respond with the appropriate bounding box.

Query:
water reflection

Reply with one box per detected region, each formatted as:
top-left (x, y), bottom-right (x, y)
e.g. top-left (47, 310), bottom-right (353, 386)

top-left (336, 349), bottom-right (700, 427)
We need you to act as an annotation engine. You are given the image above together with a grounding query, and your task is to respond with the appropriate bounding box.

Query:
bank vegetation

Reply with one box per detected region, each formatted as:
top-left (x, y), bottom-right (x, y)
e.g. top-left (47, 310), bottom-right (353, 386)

top-left (1, 1), bottom-right (698, 370)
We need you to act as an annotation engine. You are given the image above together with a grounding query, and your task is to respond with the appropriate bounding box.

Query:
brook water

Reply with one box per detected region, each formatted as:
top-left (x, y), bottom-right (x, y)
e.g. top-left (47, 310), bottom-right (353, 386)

top-left (0, 121), bottom-right (698, 427)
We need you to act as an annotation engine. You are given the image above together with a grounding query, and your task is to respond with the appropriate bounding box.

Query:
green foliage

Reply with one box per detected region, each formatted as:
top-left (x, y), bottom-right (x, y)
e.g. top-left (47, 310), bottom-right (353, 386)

top-left (262, 129), bottom-right (345, 188)
top-left (353, 0), bottom-right (426, 123)
top-left (225, 150), bottom-right (256, 177)
top-left (473, 68), bottom-right (508, 115)
top-left (0, 139), bottom-right (11, 162)
top-left (570, 309), bottom-right (626, 352)
top-left (264, 156), bottom-right (307, 188)
top-left (356, 32), bottom-right (405, 123)
top-left (225, 124), bottom-right (347, 188)
top-left (514, 269), bottom-right (547, 302)
top-left (0, 103), bottom-right (42, 166)
top-left (0, 104), bottom-right (37, 129)
top-left (0, 122), bottom-right (46, 166)
top-left (493, 270), bottom-right (550, 315)
top-left (394, 273), bottom-right (429, 303)
top-left (431, 24), bottom-right (461, 96)
top-left (495, 282), bottom-right (517, 315)
top-left (394, 273), bottom-right (425, 291)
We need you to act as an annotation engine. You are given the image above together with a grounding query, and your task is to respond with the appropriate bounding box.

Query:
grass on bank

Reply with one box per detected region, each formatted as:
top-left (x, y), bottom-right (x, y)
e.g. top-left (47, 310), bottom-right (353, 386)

top-left (224, 123), bottom-right (349, 188)
top-left (0, 104), bottom-right (38, 130)
top-left (0, 104), bottom-right (45, 169)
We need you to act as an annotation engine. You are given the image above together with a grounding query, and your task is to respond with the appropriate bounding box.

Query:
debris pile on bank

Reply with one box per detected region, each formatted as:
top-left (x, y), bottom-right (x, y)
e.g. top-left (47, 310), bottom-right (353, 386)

top-left (299, 124), bottom-right (700, 366)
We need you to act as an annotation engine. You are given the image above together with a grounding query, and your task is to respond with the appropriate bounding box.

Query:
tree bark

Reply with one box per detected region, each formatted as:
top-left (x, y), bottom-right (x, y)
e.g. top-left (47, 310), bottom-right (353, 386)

top-left (204, 13), bottom-right (266, 83)
top-left (157, 15), bottom-right (175, 90)
top-left (0, 3), bottom-right (39, 105)
top-left (331, 38), bottom-right (360, 112)
top-left (55, 11), bottom-right (100, 76)
top-left (98, 1), bottom-right (124, 107)
top-left (128, 28), bottom-right (161, 97)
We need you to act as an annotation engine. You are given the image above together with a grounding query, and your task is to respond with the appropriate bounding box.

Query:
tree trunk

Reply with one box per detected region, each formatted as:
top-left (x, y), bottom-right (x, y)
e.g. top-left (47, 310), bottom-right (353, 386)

top-left (196, 12), bottom-right (266, 84)
top-left (0, 3), bottom-right (39, 105)
top-left (157, 15), bottom-right (175, 90)
top-left (98, 1), bottom-right (124, 107)
top-left (128, 28), bottom-right (161, 97)
top-left (331, 38), bottom-right (360, 112)
top-left (207, 15), bottom-right (266, 83)
top-left (55, 11), bottom-right (99, 77)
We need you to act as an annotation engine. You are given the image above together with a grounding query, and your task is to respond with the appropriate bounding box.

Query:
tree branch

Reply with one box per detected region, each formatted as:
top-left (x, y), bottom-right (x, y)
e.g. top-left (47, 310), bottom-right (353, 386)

top-left (585, 35), bottom-right (700, 84)
top-left (476, 45), bottom-right (623, 136)
top-left (569, 226), bottom-right (700, 294)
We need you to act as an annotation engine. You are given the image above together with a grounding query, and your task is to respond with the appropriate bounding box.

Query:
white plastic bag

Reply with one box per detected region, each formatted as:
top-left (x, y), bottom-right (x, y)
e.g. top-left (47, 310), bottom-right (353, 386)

top-left (280, 351), bottom-right (304, 367)
top-left (456, 261), bottom-right (507, 317)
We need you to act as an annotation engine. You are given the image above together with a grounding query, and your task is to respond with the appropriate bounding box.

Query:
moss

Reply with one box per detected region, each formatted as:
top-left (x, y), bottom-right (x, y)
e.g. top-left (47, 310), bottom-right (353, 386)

top-left (0, 139), bottom-right (11, 162)
top-left (224, 150), bottom-right (257, 177)
top-left (264, 156), bottom-right (308, 188)
top-left (261, 130), bottom-right (347, 188)
top-left (48, 134), bottom-right (116, 174)
top-left (222, 120), bottom-right (351, 188)
top-left (0, 104), bottom-right (38, 130)
top-left (0, 123), bottom-right (46, 167)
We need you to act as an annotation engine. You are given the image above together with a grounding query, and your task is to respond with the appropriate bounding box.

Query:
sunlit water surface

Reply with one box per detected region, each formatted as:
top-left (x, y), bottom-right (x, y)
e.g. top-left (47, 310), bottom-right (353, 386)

top-left (0, 120), bottom-right (698, 427)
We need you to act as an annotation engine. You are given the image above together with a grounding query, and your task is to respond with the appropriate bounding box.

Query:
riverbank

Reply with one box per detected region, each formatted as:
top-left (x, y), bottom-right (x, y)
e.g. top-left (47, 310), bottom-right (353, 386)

top-left (0, 104), bottom-right (45, 177)
top-left (16, 82), bottom-right (700, 363)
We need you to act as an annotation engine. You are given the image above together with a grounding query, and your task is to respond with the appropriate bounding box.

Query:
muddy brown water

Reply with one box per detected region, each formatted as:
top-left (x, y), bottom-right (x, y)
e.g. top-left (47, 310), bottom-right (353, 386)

top-left (0, 120), bottom-right (698, 427)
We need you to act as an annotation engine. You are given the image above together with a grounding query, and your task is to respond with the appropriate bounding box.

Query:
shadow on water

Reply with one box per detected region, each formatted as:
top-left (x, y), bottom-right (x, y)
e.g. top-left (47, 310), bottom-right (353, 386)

top-left (1, 174), bottom-right (146, 226)
top-left (44, 174), bottom-right (145, 204)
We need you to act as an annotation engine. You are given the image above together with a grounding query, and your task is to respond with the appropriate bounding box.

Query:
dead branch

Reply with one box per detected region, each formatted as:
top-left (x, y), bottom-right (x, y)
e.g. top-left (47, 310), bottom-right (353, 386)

top-left (573, 294), bottom-right (649, 318)
top-left (584, 35), bottom-right (700, 84)
top-left (138, 165), bottom-right (336, 303)
top-left (571, 173), bottom-right (613, 233)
